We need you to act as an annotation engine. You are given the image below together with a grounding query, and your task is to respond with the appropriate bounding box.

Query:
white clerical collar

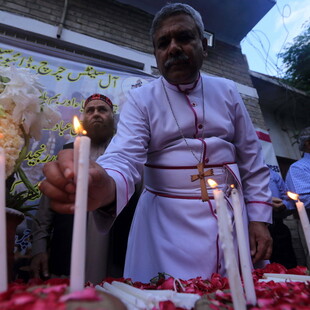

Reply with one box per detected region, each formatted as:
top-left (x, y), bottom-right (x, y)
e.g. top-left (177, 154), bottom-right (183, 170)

top-left (162, 74), bottom-right (201, 94)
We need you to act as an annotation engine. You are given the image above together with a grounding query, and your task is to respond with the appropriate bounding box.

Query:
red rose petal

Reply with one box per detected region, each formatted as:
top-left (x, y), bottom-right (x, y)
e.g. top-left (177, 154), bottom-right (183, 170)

top-left (59, 287), bottom-right (100, 302)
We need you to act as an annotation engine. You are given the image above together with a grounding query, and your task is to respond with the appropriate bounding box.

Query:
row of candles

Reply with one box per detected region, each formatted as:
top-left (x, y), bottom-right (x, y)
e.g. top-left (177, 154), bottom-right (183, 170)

top-left (1, 119), bottom-right (310, 307)
top-left (209, 181), bottom-right (310, 308)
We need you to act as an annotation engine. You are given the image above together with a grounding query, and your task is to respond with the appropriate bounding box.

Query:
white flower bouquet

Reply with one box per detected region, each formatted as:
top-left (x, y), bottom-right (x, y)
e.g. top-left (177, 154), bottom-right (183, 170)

top-left (0, 65), bottom-right (61, 213)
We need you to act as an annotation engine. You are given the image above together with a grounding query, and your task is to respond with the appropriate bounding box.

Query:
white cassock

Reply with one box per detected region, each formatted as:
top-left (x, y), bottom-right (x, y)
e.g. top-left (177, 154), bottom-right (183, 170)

top-left (96, 74), bottom-right (272, 283)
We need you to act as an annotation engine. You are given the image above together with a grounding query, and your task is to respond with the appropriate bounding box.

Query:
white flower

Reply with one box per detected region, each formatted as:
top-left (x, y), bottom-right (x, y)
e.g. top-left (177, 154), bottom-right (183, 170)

top-left (0, 111), bottom-right (24, 177)
top-left (0, 65), bottom-right (61, 177)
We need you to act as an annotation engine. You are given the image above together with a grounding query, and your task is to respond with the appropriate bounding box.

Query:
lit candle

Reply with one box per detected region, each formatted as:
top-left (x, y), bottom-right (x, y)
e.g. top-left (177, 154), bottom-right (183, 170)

top-left (70, 118), bottom-right (91, 292)
top-left (287, 192), bottom-right (310, 253)
top-left (231, 186), bottom-right (256, 305)
top-left (208, 179), bottom-right (246, 310)
top-left (0, 146), bottom-right (8, 292)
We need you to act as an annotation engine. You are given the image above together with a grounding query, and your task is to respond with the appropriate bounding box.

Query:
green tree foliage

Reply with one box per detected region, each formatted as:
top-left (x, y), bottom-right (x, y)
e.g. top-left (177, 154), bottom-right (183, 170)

top-left (279, 21), bottom-right (310, 92)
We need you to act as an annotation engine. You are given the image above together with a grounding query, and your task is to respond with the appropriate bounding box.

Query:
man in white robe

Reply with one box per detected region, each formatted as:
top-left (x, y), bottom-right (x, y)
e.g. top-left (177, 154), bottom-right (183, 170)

top-left (40, 3), bottom-right (273, 283)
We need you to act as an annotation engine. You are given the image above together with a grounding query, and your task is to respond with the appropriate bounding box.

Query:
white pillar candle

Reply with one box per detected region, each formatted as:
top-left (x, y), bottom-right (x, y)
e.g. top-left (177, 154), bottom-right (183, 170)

top-left (212, 185), bottom-right (246, 310)
top-left (0, 147), bottom-right (8, 292)
top-left (70, 136), bottom-right (91, 292)
top-left (231, 187), bottom-right (257, 305)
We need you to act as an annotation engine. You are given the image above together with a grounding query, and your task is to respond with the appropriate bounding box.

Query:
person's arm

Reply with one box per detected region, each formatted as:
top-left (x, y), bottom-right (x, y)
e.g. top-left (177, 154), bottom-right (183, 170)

top-left (231, 82), bottom-right (272, 263)
top-left (94, 90), bottom-right (149, 232)
top-left (275, 172), bottom-right (296, 211)
top-left (39, 149), bottom-right (116, 214)
top-left (269, 169), bottom-right (294, 215)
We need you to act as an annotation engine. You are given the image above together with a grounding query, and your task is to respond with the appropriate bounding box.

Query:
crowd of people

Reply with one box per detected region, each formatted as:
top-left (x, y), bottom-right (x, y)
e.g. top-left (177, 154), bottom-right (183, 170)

top-left (19, 3), bottom-right (310, 283)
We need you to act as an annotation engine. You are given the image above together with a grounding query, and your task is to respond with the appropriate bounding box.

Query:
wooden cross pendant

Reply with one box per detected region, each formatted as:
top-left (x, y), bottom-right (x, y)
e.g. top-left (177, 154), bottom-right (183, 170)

top-left (191, 162), bottom-right (214, 201)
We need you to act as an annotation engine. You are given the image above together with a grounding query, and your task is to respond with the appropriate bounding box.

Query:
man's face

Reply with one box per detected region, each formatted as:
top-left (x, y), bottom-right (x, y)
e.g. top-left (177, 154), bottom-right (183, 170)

top-left (82, 100), bottom-right (114, 144)
top-left (153, 14), bottom-right (207, 85)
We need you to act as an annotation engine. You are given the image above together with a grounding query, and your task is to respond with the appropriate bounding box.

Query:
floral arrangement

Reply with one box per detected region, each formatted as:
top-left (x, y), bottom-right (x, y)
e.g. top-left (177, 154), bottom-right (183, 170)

top-left (0, 65), bottom-right (61, 214)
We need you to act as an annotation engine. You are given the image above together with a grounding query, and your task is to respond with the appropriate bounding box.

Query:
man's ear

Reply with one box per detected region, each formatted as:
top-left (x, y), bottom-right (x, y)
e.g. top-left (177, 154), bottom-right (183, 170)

top-left (202, 37), bottom-right (208, 57)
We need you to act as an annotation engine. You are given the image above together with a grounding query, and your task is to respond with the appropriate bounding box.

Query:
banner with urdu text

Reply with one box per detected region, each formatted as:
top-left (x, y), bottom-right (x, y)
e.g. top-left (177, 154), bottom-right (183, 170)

top-left (0, 40), bottom-right (154, 257)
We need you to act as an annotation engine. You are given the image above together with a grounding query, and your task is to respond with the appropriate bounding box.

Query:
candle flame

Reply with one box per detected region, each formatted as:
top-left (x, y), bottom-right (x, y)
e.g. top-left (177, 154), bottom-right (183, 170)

top-left (207, 179), bottom-right (218, 188)
top-left (73, 116), bottom-right (87, 135)
top-left (287, 191), bottom-right (299, 201)
top-left (230, 184), bottom-right (235, 189)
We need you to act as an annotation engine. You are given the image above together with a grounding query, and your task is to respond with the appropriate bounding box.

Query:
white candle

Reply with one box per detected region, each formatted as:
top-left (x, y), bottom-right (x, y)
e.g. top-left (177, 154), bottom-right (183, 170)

top-left (70, 136), bottom-right (91, 292)
top-left (263, 273), bottom-right (310, 282)
top-left (0, 147), bottom-right (8, 292)
top-left (287, 192), bottom-right (310, 255)
top-left (211, 184), bottom-right (246, 310)
top-left (231, 187), bottom-right (257, 305)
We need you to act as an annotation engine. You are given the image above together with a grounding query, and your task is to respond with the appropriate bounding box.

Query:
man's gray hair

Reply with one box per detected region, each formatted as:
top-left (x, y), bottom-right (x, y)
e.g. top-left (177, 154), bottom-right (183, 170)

top-left (298, 126), bottom-right (310, 151)
top-left (150, 3), bottom-right (205, 40)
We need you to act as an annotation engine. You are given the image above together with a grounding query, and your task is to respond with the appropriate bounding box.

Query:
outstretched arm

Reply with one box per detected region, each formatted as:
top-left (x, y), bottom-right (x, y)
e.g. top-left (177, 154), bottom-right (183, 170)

top-left (39, 149), bottom-right (116, 214)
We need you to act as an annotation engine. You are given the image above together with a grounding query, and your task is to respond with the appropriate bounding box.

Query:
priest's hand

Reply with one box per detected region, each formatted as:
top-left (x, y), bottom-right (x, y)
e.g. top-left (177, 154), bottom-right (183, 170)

top-left (249, 221), bottom-right (273, 264)
top-left (39, 149), bottom-right (116, 214)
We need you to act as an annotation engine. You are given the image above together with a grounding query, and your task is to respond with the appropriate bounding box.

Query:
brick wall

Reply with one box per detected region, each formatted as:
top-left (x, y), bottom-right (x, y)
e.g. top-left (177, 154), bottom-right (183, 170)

top-left (0, 0), bottom-right (266, 129)
top-left (242, 95), bottom-right (267, 130)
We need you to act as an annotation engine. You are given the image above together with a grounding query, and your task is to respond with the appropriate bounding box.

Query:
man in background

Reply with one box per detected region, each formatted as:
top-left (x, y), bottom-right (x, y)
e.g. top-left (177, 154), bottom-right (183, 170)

top-left (31, 93), bottom-right (115, 283)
